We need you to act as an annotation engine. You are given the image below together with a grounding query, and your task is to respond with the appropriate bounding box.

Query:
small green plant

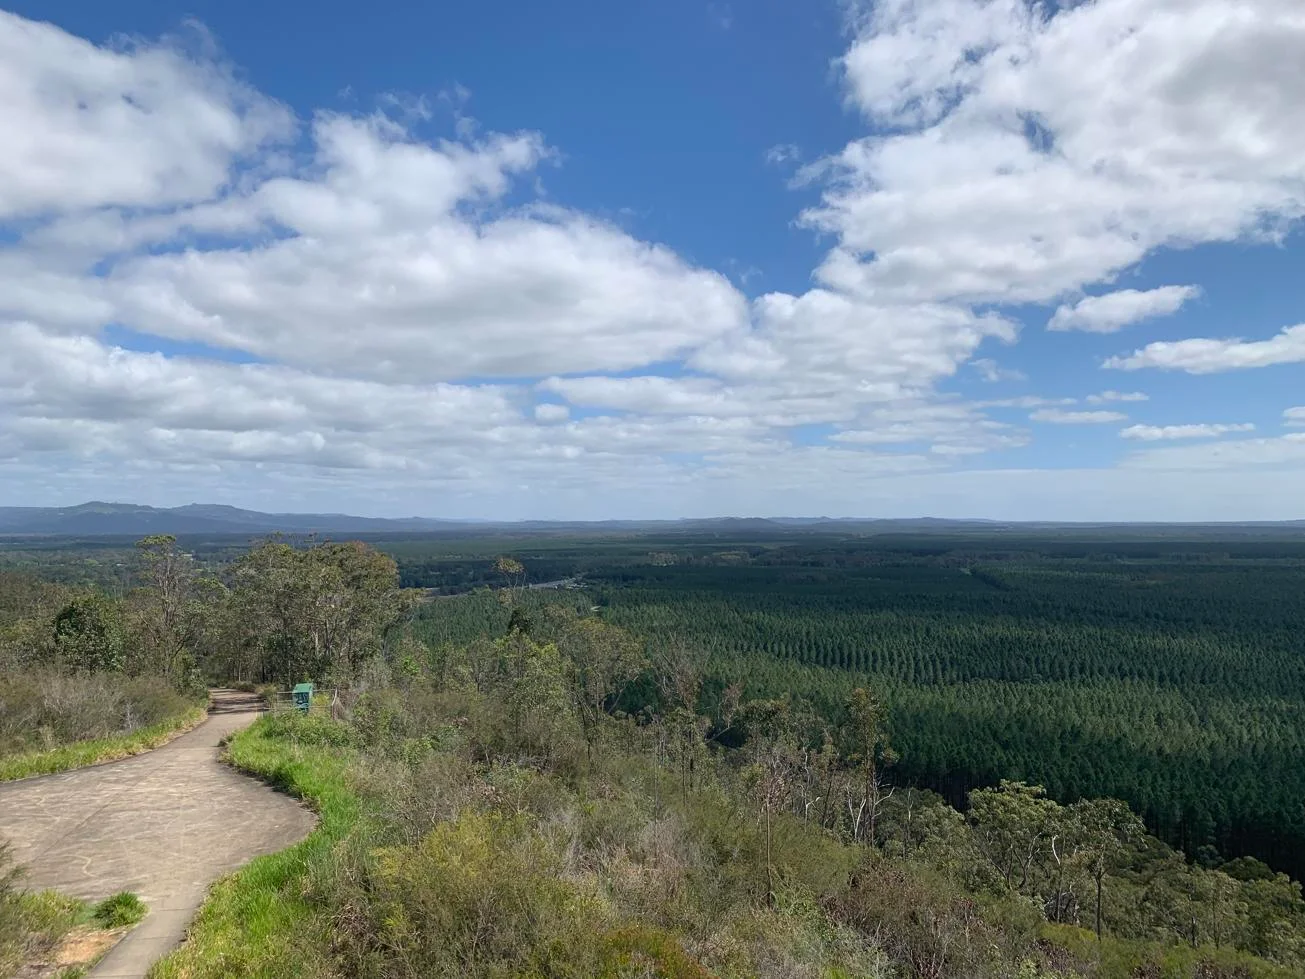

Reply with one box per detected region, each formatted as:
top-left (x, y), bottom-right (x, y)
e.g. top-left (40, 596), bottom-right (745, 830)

top-left (92, 891), bottom-right (147, 928)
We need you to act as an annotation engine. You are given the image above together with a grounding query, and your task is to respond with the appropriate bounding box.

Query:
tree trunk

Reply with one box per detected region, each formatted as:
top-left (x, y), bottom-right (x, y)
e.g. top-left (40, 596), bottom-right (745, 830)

top-left (765, 804), bottom-right (774, 907)
top-left (1095, 872), bottom-right (1103, 940)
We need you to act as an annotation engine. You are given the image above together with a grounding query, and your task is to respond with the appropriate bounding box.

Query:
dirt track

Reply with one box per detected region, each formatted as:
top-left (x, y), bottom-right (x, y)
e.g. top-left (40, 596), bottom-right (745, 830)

top-left (0, 690), bottom-right (316, 978)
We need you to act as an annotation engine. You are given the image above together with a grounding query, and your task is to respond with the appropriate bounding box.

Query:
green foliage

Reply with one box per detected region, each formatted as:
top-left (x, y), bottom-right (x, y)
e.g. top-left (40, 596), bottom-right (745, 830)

top-left (0, 704), bottom-right (205, 781)
top-left (0, 842), bottom-right (87, 979)
top-left (155, 599), bottom-right (1305, 979)
top-left (574, 551), bottom-right (1305, 880)
top-left (9, 531), bottom-right (1305, 977)
top-left (0, 669), bottom-right (204, 773)
top-left (397, 533), bottom-right (1305, 880)
top-left (53, 593), bottom-right (125, 673)
top-left (363, 811), bottom-right (609, 977)
top-left (220, 540), bottom-right (409, 685)
top-left (92, 892), bottom-right (147, 928)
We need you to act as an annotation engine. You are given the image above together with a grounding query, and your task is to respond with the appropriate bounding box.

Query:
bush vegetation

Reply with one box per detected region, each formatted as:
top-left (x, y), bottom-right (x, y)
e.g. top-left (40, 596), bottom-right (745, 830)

top-left (0, 670), bottom-right (203, 777)
top-left (153, 550), bottom-right (1305, 979)
top-left (7, 535), bottom-right (1305, 978)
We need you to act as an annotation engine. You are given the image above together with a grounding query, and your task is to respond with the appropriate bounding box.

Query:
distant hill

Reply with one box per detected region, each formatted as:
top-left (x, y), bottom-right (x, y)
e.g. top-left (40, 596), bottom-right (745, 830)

top-left (0, 502), bottom-right (468, 537)
top-left (0, 502), bottom-right (1302, 538)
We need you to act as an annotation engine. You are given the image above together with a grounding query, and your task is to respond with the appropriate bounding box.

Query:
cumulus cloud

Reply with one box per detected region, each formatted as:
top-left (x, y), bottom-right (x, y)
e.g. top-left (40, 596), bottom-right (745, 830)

top-left (0, 11), bottom-right (293, 220)
top-left (0, 324), bottom-right (522, 469)
top-left (1048, 286), bottom-right (1201, 333)
top-left (533, 403), bottom-right (570, 423)
top-left (815, 0), bottom-right (1305, 306)
top-left (1030, 409), bottom-right (1128, 424)
top-left (694, 290), bottom-right (1016, 392)
top-left (1105, 325), bottom-right (1305, 373)
top-left (1285, 407), bottom-right (1305, 427)
top-left (3, 4), bottom-right (1305, 518)
top-left (100, 116), bottom-right (747, 382)
top-left (1120, 423), bottom-right (1256, 441)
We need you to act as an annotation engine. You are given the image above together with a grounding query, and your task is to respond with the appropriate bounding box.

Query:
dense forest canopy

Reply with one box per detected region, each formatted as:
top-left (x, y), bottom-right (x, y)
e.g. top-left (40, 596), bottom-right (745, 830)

top-left (389, 530), bottom-right (1305, 883)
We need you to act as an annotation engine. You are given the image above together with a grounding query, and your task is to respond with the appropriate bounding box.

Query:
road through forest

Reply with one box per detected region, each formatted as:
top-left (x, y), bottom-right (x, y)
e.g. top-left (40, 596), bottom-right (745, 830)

top-left (0, 690), bottom-right (316, 978)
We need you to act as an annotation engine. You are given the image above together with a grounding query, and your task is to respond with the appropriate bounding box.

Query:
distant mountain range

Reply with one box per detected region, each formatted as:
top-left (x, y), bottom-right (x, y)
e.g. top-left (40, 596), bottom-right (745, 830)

top-left (0, 502), bottom-right (468, 536)
top-left (0, 502), bottom-right (1302, 538)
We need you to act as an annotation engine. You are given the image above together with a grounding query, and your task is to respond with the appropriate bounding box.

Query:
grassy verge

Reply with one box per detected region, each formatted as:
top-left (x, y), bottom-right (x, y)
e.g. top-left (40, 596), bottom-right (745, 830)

top-left (2, 884), bottom-right (149, 979)
top-left (0, 705), bottom-right (209, 782)
top-left (147, 715), bottom-right (358, 979)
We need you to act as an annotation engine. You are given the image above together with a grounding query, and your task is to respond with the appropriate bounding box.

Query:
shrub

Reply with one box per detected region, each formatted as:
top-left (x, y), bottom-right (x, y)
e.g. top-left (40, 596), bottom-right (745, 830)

top-left (0, 669), bottom-right (197, 758)
top-left (0, 842), bottom-right (23, 970)
top-left (336, 811), bottom-right (611, 977)
top-left (257, 712), bottom-right (359, 750)
top-left (92, 891), bottom-right (147, 928)
top-left (831, 857), bottom-right (1013, 979)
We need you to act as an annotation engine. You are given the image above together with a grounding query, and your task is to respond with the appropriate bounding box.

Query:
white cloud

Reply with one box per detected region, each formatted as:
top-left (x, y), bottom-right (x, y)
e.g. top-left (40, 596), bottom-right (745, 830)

top-left (533, 403), bottom-right (570, 423)
top-left (971, 358), bottom-right (1026, 382)
top-left (1086, 390), bottom-right (1148, 404)
top-left (1120, 423), bottom-right (1255, 441)
top-left (1030, 409), bottom-right (1128, 424)
top-left (0, 11), bottom-right (292, 220)
top-left (1124, 434), bottom-right (1305, 471)
top-left (1285, 407), bottom-right (1305, 427)
top-left (0, 323), bottom-right (522, 469)
top-left (1105, 325), bottom-right (1305, 373)
top-left (94, 115), bottom-right (747, 382)
top-left (832, 401), bottom-right (1028, 455)
top-left (694, 290), bottom-right (1016, 392)
top-left (541, 375), bottom-right (729, 416)
top-left (979, 395), bottom-right (1076, 409)
top-left (765, 143), bottom-right (801, 167)
top-left (813, 0), bottom-right (1305, 306)
top-left (1048, 286), bottom-right (1201, 333)
top-left (3, 6), bottom-right (1305, 519)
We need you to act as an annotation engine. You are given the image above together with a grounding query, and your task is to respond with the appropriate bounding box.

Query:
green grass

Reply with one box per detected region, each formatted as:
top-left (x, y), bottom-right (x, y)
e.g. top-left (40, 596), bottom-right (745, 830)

top-left (2, 887), bottom-right (148, 979)
top-left (0, 706), bottom-right (208, 782)
top-left (92, 892), bottom-right (147, 928)
top-left (147, 714), bottom-right (358, 979)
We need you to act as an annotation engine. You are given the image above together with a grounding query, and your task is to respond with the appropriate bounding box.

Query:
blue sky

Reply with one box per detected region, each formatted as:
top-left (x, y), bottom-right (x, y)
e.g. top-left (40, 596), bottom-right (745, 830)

top-left (1, 0), bottom-right (1303, 519)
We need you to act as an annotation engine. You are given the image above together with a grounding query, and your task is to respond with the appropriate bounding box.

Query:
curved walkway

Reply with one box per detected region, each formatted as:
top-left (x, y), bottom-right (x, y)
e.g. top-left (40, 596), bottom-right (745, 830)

top-left (0, 690), bottom-right (317, 978)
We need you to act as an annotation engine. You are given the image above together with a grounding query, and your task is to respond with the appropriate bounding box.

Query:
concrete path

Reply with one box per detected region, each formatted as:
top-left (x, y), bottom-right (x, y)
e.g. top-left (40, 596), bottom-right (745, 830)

top-left (0, 690), bottom-right (317, 978)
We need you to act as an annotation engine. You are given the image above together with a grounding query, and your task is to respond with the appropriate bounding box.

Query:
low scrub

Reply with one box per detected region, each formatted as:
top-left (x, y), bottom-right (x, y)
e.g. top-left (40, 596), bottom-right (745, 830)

top-left (0, 702), bottom-right (207, 781)
top-left (0, 668), bottom-right (203, 761)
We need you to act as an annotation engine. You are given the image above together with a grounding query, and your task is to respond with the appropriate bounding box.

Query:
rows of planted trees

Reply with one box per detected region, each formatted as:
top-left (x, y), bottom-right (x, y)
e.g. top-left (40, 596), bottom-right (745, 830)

top-left (556, 554), bottom-right (1305, 883)
top-left (407, 539), bottom-right (1305, 879)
